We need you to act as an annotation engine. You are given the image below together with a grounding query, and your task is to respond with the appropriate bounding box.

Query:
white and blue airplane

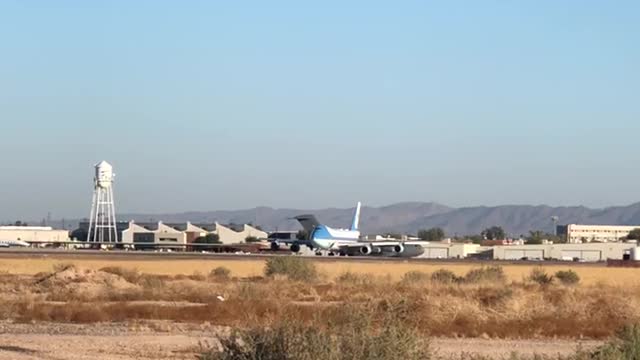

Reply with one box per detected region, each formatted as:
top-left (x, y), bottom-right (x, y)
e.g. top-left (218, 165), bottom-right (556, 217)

top-left (270, 202), bottom-right (425, 258)
top-left (0, 239), bottom-right (30, 247)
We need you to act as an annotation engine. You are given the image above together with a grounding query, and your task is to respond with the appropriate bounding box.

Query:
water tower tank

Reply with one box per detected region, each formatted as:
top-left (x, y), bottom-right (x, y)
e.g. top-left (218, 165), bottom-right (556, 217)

top-left (95, 161), bottom-right (114, 189)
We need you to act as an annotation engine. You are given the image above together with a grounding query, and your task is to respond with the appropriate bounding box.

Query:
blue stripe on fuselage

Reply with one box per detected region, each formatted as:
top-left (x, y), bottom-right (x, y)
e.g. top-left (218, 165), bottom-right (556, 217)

top-left (310, 225), bottom-right (358, 249)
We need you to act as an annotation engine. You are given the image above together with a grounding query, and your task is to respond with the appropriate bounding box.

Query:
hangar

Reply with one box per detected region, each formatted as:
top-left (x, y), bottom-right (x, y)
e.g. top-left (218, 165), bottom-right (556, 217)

top-left (492, 242), bottom-right (636, 262)
top-left (419, 243), bottom-right (481, 259)
top-left (0, 226), bottom-right (69, 244)
top-left (119, 221), bottom-right (268, 247)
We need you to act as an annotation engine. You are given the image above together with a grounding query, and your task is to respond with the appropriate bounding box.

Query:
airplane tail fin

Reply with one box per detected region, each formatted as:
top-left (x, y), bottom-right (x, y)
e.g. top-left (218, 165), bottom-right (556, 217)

top-left (350, 202), bottom-right (362, 231)
top-left (293, 215), bottom-right (320, 233)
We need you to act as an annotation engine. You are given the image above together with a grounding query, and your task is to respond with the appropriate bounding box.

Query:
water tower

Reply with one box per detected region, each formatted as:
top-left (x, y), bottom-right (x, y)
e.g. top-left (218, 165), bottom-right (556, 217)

top-left (87, 161), bottom-right (118, 243)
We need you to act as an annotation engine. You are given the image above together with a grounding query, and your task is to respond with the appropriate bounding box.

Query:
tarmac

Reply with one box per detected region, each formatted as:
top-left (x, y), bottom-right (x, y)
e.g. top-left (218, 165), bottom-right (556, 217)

top-left (0, 248), bottom-right (605, 266)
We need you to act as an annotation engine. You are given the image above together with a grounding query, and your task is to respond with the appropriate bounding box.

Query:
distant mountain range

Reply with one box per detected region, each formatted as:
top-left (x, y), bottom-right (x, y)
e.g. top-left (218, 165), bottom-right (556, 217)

top-left (94, 202), bottom-right (640, 237)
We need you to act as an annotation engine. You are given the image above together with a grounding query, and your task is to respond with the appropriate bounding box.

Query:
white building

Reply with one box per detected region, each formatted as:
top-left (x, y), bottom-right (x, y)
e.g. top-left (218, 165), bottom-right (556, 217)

top-left (566, 224), bottom-right (640, 243)
top-left (492, 242), bottom-right (636, 262)
top-left (0, 226), bottom-right (69, 244)
top-left (120, 221), bottom-right (268, 248)
top-left (419, 242), bottom-right (482, 259)
top-left (214, 222), bottom-right (267, 245)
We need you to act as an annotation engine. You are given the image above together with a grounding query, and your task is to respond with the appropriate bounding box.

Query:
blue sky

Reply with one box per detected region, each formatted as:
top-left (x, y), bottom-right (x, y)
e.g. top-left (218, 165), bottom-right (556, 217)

top-left (0, 1), bottom-right (638, 220)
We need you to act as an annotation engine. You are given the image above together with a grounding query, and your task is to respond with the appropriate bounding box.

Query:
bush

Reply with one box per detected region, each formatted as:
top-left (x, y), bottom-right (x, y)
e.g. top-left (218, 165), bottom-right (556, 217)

top-left (189, 271), bottom-right (206, 281)
top-left (555, 270), bottom-right (580, 286)
top-left (199, 308), bottom-right (430, 360)
top-left (52, 263), bottom-right (76, 273)
top-left (528, 268), bottom-right (554, 286)
top-left (337, 272), bottom-right (372, 286)
top-left (402, 271), bottom-right (430, 284)
top-left (100, 266), bottom-right (141, 283)
top-left (264, 257), bottom-right (318, 282)
top-left (475, 287), bottom-right (514, 307)
top-left (587, 324), bottom-right (640, 360)
top-left (210, 267), bottom-right (231, 278)
top-left (464, 266), bottom-right (506, 284)
top-left (431, 269), bottom-right (460, 284)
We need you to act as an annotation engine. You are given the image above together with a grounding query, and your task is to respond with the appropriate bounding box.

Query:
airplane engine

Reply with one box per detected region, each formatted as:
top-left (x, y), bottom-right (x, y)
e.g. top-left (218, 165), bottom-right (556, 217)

top-left (290, 243), bottom-right (301, 253)
top-left (392, 244), bottom-right (405, 254)
top-left (360, 245), bottom-right (381, 255)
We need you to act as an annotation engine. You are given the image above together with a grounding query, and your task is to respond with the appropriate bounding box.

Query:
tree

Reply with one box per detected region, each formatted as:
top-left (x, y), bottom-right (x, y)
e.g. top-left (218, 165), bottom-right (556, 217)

top-left (296, 230), bottom-right (309, 241)
top-left (193, 233), bottom-right (221, 250)
top-left (194, 233), bottom-right (221, 244)
top-left (481, 226), bottom-right (506, 241)
top-left (417, 227), bottom-right (445, 242)
top-left (245, 236), bottom-right (260, 243)
top-left (526, 230), bottom-right (546, 245)
top-left (628, 228), bottom-right (640, 241)
top-left (527, 230), bottom-right (566, 244)
top-left (467, 235), bottom-right (484, 244)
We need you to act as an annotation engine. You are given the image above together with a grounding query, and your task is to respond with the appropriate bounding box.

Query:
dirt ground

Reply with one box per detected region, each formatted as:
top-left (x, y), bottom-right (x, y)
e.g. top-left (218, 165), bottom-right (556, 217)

top-left (0, 257), bottom-right (619, 359)
top-left (0, 322), bottom-right (601, 360)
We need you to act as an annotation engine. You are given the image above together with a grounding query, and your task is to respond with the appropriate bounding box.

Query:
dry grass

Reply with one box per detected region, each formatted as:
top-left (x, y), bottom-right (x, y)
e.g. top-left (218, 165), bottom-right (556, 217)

top-left (0, 256), bottom-right (638, 286)
top-left (1, 262), bottom-right (639, 340)
top-left (199, 323), bottom-right (640, 360)
top-left (200, 306), bottom-right (431, 360)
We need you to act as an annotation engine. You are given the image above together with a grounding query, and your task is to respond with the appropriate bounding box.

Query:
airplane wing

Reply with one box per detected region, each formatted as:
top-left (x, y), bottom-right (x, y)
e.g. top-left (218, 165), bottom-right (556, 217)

top-left (338, 241), bottom-right (404, 248)
top-left (267, 238), bottom-right (310, 245)
top-left (336, 241), bottom-right (427, 257)
top-left (267, 238), bottom-right (314, 251)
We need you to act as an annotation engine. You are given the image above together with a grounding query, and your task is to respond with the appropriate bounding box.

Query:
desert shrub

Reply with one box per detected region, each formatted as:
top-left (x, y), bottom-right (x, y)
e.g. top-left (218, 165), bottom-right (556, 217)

top-left (555, 270), bottom-right (580, 286)
top-left (402, 271), bottom-right (430, 284)
top-left (464, 266), bottom-right (506, 284)
top-left (337, 272), bottom-right (373, 286)
top-left (199, 308), bottom-right (430, 360)
top-left (138, 275), bottom-right (166, 292)
top-left (210, 267), bottom-right (231, 279)
top-left (528, 268), bottom-right (554, 286)
top-left (587, 324), bottom-right (640, 360)
top-left (100, 266), bottom-right (141, 283)
top-left (52, 263), bottom-right (76, 273)
top-left (431, 269), bottom-right (460, 284)
top-left (475, 286), bottom-right (514, 307)
top-left (189, 271), bottom-right (206, 281)
top-left (264, 257), bottom-right (318, 282)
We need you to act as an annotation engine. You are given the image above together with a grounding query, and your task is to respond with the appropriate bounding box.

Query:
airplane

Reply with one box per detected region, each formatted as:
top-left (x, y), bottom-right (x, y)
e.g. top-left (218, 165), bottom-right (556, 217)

top-left (0, 239), bottom-right (30, 247)
top-left (269, 202), bottom-right (425, 258)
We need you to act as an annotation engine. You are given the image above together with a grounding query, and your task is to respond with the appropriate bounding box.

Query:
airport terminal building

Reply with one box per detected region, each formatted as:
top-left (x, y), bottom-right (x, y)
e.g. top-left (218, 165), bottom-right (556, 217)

top-left (563, 224), bottom-right (640, 243)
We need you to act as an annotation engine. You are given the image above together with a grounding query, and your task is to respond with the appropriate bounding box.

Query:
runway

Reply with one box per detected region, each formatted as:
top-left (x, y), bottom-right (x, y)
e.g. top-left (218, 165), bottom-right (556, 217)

top-left (0, 248), bottom-right (605, 267)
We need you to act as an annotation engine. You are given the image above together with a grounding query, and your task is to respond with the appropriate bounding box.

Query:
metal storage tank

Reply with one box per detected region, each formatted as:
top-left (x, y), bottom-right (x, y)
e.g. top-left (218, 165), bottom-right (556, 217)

top-left (95, 161), bottom-right (114, 189)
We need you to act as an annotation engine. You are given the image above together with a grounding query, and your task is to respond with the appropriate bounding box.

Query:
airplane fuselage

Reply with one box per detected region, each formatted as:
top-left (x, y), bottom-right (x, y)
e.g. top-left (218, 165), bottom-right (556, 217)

top-left (309, 225), bottom-right (360, 250)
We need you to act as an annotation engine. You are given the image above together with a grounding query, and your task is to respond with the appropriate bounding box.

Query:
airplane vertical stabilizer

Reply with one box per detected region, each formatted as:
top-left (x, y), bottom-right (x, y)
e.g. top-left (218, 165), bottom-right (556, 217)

top-left (294, 215), bottom-right (320, 233)
top-left (350, 202), bottom-right (362, 231)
